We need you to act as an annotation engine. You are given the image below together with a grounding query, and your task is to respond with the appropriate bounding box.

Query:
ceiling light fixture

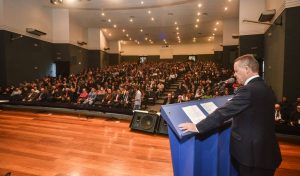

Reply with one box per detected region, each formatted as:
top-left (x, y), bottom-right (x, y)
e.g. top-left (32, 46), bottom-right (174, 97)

top-left (108, 19), bottom-right (111, 23)
top-left (224, 7), bottom-right (228, 11)
top-left (216, 22), bottom-right (219, 25)
top-left (151, 17), bottom-right (155, 21)
top-left (176, 27), bottom-right (179, 30)
top-left (101, 12), bottom-right (105, 16)
top-left (108, 33), bottom-right (112, 36)
top-left (50, 0), bottom-right (63, 5)
top-left (198, 3), bottom-right (202, 8)
top-left (113, 24), bottom-right (117, 28)
top-left (214, 28), bottom-right (217, 31)
top-left (148, 10), bottom-right (151, 14)
top-left (196, 19), bottom-right (200, 22)
top-left (141, 1), bottom-right (144, 5)
top-left (195, 24), bottom-right (198, 28)
top-left (140, 29), bottom-right (143, 32)
top-left (197, 12), bottom-right (201, 16)
top-left (122, 29), bottom-right (126, 32)
top-left (174, 21), bottom-right (178, 25)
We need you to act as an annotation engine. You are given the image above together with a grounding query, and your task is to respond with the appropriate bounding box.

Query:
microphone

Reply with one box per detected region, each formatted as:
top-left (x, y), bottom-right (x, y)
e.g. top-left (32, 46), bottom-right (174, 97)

top-left (218, 78), bottom-right (235, 85)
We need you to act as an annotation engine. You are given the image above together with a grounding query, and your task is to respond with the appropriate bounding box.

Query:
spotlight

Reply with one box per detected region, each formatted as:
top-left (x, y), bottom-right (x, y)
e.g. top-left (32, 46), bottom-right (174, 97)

top-left (50, 0), bottom-right (63, 5)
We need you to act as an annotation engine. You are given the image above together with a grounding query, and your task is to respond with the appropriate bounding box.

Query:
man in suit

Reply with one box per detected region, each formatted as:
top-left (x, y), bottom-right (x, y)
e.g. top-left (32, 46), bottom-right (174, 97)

top-left (178, 54), bottom-right (281, 176)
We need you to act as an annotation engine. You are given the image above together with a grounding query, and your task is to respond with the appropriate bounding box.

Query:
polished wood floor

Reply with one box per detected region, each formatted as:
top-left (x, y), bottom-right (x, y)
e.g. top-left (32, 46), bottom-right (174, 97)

top-left (0, 110), bottom-right (299, 176)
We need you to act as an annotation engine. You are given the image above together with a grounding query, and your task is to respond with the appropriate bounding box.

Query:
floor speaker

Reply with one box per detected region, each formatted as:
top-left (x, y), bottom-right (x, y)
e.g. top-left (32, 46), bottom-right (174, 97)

top-left (156, 116), bottom-right (168, 135)
top-left (130, 111), bottom-right (159, 133)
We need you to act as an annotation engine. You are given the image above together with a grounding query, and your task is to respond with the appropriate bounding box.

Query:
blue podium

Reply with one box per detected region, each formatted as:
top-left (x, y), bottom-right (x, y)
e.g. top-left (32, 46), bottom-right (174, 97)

top-left (160, 96), bottom-right (238, 176)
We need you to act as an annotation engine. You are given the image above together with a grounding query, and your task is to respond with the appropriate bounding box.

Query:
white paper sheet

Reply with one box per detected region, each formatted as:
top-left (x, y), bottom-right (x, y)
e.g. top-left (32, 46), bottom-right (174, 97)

top-left (182, 105), bottom-right (206, 124)
top-left (200, 102), bottom-right (218, 114)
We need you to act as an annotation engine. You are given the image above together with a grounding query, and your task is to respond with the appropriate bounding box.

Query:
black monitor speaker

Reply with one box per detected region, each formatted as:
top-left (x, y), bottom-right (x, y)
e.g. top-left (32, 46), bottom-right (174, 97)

top-left (156, 116), bottom-right (168, 135)
top-left (130, 111), bottom-right (159, 133)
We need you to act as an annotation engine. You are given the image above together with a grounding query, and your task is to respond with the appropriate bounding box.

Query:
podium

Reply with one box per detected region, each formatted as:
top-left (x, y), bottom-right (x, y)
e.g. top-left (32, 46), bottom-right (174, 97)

top-left (160, 96), bottom-right (238, 176)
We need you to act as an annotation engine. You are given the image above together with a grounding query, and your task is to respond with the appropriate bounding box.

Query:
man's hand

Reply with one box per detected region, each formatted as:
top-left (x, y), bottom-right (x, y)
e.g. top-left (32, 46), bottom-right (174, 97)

top-left (178, 122), bottom-right (199, 133)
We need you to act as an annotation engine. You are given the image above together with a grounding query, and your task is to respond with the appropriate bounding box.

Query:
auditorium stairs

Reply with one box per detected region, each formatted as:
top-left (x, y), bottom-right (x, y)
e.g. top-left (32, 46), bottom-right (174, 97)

top-left (145, 76), bottom-right (185, 112)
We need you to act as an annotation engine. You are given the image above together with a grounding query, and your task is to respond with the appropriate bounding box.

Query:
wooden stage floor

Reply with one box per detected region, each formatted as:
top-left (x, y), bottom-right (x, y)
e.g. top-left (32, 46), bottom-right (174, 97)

top-left (0, 110), bottom-right (299, 176)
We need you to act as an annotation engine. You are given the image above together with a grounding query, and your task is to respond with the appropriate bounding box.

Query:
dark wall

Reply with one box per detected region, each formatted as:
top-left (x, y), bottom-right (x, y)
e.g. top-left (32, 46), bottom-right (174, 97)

top-left (121, 55), bottom-right (160, 63)
top-left (1, 30), bottom-right (53, 85)
top-left (222, 45), bottom-right (239, 69)
top-left (239, 34), bottom-right (264, 59)
top-left (173, 54), bottom-right (215, 62)
top-left (0, 30), bottom-right (102, 87)
top-left (264, 6), bottom-right (300, 102)
top-left (0, 31), bottom-right (7, 87)
top-left (108, 53), bottom-right (120, 66)
top-left (239, 34), bottom-right (264, 74)
top-left (283, 6), bottom-right (300, 102)
top-left (264, 11), bottom-right (286, 100)
top-left (100, 50), bottom-right (109, 68)
top-left (53, 43), bottom-right (89, 74)
top-left (88, 50), bottom-right (101, 69)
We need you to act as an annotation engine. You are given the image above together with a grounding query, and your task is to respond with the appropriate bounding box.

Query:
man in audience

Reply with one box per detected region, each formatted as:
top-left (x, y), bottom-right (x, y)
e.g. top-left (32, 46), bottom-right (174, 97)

top-left (290, 105), bottom-right (300, 127)
top-left (133, 86), bottom-right (142, 110)
top-left (163, 93), bottom-right (174, 105)
top-left (274, 103), bottom-right (284, 123)
top-left (279, 96), bottom-right (292, 122)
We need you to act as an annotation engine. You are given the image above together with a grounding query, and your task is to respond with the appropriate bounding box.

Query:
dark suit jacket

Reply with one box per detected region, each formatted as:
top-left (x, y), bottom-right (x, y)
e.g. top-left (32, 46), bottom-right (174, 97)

top-left (196, 77), bottom-right (282, 169)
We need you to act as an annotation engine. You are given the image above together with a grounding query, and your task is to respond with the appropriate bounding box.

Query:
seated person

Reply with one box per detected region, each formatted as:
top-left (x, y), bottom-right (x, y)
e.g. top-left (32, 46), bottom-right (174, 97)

top-left (112, 89), bottom-right (122, 107)
top-left (36, 88), bottom-right (48, 102)
top-left (290, 105), bottom-right (300, 127)
top-left (102, 88), bottom-right (113, 106)
top-left (274, 104), bottom-right (284, 123)
top-left (10, 87), bottom-right (22, 101)
top-left (163, 93), bottom-right (174, 105)
top-left (83, 88), bottom-right (97, 105)
top-left (22, 88), bottom-right (39, 102)
top-left (120, 90), bottom-right (132, 108)
top-left (77, 88), bottom-right (88, 104)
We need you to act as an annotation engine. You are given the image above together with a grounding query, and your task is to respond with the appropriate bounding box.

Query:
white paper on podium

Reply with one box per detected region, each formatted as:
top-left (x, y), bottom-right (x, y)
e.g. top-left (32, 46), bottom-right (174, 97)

top-left (200, 102), bottom-right (218, 114)
top-left (182, 105), bottom-right (206, 124)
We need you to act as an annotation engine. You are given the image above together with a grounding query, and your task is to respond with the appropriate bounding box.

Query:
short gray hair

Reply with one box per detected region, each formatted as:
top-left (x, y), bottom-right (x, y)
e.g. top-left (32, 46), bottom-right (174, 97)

top-left (234, 54), bottom-right (259, 73)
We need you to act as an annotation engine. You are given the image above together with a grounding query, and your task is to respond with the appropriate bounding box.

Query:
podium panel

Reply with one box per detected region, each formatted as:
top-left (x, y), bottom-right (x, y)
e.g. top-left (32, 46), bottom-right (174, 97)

top-left (160, 96), bottom-right (238, 176)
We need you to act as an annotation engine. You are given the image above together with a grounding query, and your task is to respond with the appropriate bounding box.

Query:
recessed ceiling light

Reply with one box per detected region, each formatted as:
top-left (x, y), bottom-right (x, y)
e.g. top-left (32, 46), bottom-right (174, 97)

top-left (113, 24), bottom-right (117, 28)
top-left (151, 17), bottom-right (155, 21)
top-left (214, 28), bottom-right (217, 31)
top-left (176, 27), bottom-right (179, 30)
top-left (148, 10), bottom-right (151, 14)
top-left (108, 19), bottom-right (111, 23)
top-left (126, 34), bottom-right (129, 37)
top-left (224, 7), bottom-right (228, 11)
top-left (228, 0), bottom-right (232, 2)
top-left (108, 33), bottom-right (111, 36)
top-left (122, 29), bottom-right (126, 32)
top-left (198, 3), bottom-right (202, 8)
top-left (140, 29), bottom-right (143, 32)
top-left (208, 38), bottom-right (211, 41)
top-left (101, 12), bottom-right (105, 16)
top-left (145, 37), bottom-right (148, 41)
top-left (197, 12), bottom-right (201, 16)
top-left (195, 24), bottom-right (198, 28)
top-left (129, 18), bottom-right (133, 22)
top-left (129, 37), bottom-right (132, 40)
top-left (176, 32), bottom-right (180, 35)
top-left (141, 1), bottom-right (144, 5)
top-left (174, 21), bottom-right (178, 25)
top-left (196, 19), bottom-right (200, 22)
top-left (213, 33), bottom-right (215, 36)
top-left (216, 22), bottom-right (219, 25)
